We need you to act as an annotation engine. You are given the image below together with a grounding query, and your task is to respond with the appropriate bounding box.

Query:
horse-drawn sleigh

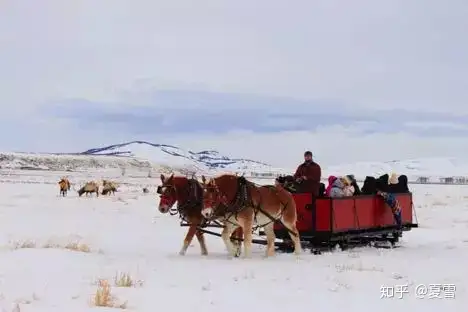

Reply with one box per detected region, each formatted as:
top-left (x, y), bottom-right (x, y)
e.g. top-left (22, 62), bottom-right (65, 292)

top-left (157, 173), bottom-right (418, 257)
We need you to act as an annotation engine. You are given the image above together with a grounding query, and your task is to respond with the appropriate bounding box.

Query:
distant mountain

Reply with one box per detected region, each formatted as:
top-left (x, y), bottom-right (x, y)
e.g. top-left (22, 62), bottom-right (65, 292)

top-left (79, 141), bottom-right (279, 173)
top-left (0, 141), bottom-right (285, 175)
top-left (2, 140), bottom-right (467, 183)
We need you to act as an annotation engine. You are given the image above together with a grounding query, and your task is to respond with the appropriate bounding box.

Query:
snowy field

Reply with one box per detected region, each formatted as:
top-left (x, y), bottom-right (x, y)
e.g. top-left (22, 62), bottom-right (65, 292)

top-left (0, 171), bottom-right (466, 312)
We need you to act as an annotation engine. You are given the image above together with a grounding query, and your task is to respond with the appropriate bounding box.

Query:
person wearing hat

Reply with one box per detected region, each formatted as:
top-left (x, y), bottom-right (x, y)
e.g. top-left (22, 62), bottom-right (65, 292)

top-left (292, 151), bottom-right (322, 196)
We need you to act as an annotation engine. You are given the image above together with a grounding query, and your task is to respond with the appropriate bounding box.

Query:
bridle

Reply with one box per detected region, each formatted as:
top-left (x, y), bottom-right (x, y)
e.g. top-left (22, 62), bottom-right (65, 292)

top-left (158, 178), bottom-right (201, 216)
top-left (202, 179), bottom-right (229, 211)
top-left (157, 183), bottom-right (178, 215)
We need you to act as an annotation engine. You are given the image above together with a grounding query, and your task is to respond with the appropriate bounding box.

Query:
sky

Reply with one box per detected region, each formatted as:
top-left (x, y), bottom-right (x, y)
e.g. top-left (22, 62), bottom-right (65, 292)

top-left (1, 0), bottom-right (468, 168)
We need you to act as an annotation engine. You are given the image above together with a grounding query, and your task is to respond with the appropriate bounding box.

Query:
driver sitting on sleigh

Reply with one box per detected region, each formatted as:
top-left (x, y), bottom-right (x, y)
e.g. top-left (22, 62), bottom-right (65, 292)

top-left (293, 151), bottom-right (322, 196)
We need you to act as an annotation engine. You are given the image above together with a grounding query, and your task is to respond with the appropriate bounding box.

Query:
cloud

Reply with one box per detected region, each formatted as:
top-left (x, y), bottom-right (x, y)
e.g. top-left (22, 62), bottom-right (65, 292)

top-left (2, 0), bottom-right (468, 168)
top-left (1, 0), bottom-right (468, 113)
top-left (38, 89), bottom-right (468, 138)
top-left (2, 93), bottom-right (468, 170)
top-left (405, 121), bottom-right (468, 131)
top-left (1, 114), bottom-right (468, 172)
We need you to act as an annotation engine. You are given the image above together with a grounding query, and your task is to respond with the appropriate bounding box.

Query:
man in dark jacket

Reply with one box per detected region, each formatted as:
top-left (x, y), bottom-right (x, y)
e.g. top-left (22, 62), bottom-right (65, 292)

top-left (293, 151), bottom-right (321, 196)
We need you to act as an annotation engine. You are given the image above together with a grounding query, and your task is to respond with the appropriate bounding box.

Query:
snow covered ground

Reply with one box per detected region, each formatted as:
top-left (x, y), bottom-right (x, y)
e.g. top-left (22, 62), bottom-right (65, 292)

top-left (0, 171), bottom-right (466, 312)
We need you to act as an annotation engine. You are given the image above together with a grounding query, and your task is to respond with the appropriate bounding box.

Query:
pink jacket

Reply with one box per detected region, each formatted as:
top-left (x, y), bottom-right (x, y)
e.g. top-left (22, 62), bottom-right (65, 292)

top-left (325, 175), bottom-right (337, 196)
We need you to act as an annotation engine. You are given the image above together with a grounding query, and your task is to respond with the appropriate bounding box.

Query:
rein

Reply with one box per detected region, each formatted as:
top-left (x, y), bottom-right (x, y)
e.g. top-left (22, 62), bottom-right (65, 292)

top-left (203, 180), bottom-right (251, 217)
top-left (204, 179), bottom-right (298, 237)
top-left (158, 179), bottom-right (201, 219)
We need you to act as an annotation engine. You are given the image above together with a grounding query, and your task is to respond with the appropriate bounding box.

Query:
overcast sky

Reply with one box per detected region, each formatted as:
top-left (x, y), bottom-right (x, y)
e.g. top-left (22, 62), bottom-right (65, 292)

top-left (1, 0), bottom-right (467, 167)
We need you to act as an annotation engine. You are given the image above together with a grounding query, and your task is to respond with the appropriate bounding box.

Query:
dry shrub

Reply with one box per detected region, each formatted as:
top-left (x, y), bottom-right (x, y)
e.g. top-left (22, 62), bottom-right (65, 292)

top-left (64, 242), bottom-right (91, 253)
top-left (94, 279), bottom-right (112, 307)
top-left (9, 239), bottom-right (92, 253)
top-left (42, 242), bottom-right (61, 249)
top-left (114, 272), bottom-right (144, 287)
top-left (93, 279), bottom-right (127, 309)
top-left (11, 240), bottom-right (36, 249)
top-left (114, 272), bottom-right (133, 287)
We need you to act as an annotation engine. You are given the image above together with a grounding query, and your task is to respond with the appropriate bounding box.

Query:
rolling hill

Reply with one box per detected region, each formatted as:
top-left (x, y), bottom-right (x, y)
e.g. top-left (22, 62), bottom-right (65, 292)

top-left (1, 141), bottom-right (468, 183)
top-left (79, 141), bottom-right (278, 173)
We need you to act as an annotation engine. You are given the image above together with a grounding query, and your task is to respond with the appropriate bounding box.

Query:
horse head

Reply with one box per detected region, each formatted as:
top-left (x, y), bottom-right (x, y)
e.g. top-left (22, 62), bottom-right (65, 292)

top-left (200, 174), bottom-right (237, 219)
top-left (158, 174), bottom-right (197, 214)
top-left (157, 173), bottom-right (176, 213)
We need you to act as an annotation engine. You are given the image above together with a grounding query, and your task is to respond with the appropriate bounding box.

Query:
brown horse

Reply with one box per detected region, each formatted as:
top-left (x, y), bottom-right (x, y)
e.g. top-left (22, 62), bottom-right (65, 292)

top-left (158, 174), bottom-right (243, 256)
top-left (201, 174), bottom-right (302, 258)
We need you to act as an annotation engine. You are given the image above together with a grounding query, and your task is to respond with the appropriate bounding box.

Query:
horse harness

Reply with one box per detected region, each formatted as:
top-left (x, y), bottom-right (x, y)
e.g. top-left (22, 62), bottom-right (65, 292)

top-left (209, 177), bottom-right (291, 232)
top-left (157, 178), bottom-right (202, 221)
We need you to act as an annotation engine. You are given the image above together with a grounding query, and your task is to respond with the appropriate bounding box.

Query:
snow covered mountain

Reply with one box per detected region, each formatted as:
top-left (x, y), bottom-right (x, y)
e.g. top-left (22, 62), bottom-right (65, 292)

top-left (0, 141), bottom-right (285, 176)
top-left (79, 141), bottom-right (279, 173)
top-left (1, 140), bottom-right (468, 183)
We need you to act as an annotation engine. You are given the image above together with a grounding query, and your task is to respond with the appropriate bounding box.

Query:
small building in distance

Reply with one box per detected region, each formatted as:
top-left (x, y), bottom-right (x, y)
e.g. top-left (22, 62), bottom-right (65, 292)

top-left (454, 176), bottom-right (467, 184)
top-left (416, 176), bottom-right (429, 184)
top-left (439, 177), bottom-right (454, 184)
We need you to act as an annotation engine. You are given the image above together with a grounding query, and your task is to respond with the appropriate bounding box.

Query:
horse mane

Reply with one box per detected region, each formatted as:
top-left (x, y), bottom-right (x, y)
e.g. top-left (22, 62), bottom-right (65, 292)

top-left (170, 175), bottom-right (203, 202)
top-left (170, 175), bottom-right (190, 187)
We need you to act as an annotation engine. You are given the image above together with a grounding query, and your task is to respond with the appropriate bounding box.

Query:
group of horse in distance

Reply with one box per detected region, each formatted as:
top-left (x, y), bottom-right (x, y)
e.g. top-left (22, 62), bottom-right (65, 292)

top-left (58, 177), bottom-right (118, 197)
top-left (157, 173), bottom-right (302, 259)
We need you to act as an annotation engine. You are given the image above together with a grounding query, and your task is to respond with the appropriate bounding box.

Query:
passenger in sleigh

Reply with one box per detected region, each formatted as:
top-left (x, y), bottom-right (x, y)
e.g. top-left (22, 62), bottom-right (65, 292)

top-left (342, 176), bottom-right (355, 196)
top-left (325, 175), bottom-right (337, 196)
top-left (346, 174), bottom-right (361, 195)
top-left (361, 176), bottom-right (377, 194)
top-left (388, 173), bottom-right (399, 192)
top-left (362, 174), bottom-right (389, 194)
top-left (318, 182), bottom-right (326, 197)
top-left (397, 175), bottom-right (409, 193)
top-left (376, 173), bottom-right (390, 192)
top-left (329, 176), bottom-right (355, 197)
top-left (388, 173), bottom-right (410, 193)
top-left (362, 173), bottom-right (410, 195)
